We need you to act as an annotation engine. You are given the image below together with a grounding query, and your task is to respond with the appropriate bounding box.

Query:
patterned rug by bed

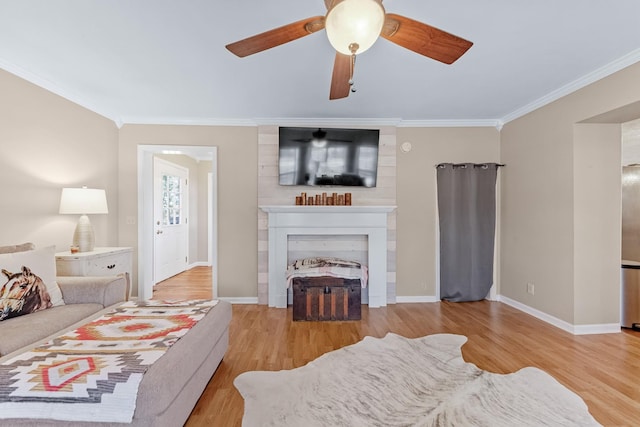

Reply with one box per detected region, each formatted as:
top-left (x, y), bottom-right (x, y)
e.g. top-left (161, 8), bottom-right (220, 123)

top-left (234, 333), bottom-right (601, 427)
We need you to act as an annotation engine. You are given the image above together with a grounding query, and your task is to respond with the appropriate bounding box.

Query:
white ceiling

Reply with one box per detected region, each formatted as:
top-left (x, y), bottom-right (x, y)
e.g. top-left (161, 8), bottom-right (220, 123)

top-left (2, 0), bottom-right (640, 128)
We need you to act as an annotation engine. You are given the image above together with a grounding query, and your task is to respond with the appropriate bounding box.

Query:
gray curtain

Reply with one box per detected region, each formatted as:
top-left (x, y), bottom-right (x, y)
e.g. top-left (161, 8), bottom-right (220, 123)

top-left (437, 163), bottom-right (499, 302)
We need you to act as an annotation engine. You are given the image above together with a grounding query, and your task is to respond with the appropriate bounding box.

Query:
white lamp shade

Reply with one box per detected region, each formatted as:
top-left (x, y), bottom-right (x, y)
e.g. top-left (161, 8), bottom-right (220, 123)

top-left (325, 0), bottom-right (385, 55)
top-left (59, 187), bottom-right (108, 252)
top-left (59, 188), bottom-right (109, 214)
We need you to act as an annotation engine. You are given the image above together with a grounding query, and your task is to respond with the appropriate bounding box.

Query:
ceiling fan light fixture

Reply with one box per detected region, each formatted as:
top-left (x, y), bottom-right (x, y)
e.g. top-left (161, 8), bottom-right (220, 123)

top-left (325, 0), bottom-right (385, 55)
top-left (312, 139), bottom-right (328, 148)
top-left (311, 128), bottom-right (328, 147)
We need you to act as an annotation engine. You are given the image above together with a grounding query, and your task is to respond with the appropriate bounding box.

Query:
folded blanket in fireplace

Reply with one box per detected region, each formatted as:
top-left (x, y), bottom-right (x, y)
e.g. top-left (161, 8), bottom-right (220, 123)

top-left (286, 257), bottom-right (368, 288)
top-left (0, 299), bottom-right (218, 424)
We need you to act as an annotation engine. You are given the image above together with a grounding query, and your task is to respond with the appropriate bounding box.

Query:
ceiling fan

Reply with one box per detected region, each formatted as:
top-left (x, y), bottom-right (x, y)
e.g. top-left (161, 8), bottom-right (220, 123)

top-left (225, 0), bottom-right (473, 100)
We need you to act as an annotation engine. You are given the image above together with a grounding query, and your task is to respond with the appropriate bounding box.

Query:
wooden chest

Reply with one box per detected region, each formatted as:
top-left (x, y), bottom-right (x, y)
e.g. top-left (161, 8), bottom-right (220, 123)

top-left (292, 277), bottom-right (361, 321)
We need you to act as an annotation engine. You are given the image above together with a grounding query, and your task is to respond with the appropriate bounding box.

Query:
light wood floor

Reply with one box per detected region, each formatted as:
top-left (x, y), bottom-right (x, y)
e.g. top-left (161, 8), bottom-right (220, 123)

top-left (152, 266), bottom-right (213, 300)
top-left (155, 268), bottom-right (640, 427)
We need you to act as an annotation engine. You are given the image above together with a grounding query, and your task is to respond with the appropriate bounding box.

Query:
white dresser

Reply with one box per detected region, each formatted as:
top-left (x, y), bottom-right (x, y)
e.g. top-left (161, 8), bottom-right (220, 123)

top-left (55, 247), bottom-right (133, 299)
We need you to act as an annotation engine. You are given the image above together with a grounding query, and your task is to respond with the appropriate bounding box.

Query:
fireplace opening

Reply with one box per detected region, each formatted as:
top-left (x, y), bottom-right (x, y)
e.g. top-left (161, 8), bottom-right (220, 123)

top-left (286, 235), bottom-right (369, 306)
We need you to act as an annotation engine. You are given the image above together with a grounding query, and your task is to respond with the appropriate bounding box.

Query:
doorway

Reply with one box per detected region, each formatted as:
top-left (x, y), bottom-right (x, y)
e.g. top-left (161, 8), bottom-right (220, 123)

top-left (153, 157), bottom-right (189, 283)
top-left (137, 145), bottom-right (218, 301)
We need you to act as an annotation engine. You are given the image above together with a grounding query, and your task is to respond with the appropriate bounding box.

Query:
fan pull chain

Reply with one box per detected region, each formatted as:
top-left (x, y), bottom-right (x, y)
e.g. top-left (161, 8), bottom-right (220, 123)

top-left (349, 54), bottom-right (357, 93)
top-left (348, 43), bottom-right (358, 93)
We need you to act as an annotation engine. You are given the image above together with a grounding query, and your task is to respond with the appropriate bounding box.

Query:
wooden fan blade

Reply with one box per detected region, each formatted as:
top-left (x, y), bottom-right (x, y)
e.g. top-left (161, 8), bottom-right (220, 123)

top-left (329, 52), bottom-right (351, 100)
top-left (381, 13), bottom-right (472, 64)
top-left (226, 16), bottom-right (325, 57)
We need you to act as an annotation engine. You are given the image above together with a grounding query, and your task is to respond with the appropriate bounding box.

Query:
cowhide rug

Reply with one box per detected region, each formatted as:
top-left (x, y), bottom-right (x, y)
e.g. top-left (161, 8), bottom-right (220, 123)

top-left (234, 333), bottom-right (601, 427)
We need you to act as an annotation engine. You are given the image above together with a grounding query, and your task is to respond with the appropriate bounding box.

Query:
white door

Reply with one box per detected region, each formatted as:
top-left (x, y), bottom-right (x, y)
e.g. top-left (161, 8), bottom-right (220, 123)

top-left (154, 157), bottom-right (189, 284)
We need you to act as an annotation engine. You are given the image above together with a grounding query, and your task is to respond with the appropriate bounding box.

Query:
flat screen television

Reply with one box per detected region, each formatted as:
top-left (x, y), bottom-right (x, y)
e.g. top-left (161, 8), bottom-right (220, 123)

top-left (278, 127), bottom-right (379, 187)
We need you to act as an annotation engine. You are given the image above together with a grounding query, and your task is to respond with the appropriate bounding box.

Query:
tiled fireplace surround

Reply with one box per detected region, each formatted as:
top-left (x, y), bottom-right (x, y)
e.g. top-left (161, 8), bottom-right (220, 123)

top-left (257, 125), bottom-right (397, 306)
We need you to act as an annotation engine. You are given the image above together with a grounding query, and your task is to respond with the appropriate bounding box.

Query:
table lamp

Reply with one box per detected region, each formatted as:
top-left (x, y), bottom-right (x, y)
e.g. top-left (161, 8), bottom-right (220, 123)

top-left (59, 187), bottom-right (109, 252)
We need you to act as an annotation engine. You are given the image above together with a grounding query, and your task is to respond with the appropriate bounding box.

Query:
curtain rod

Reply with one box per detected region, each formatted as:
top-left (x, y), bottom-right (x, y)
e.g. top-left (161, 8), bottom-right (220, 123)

top-left (435, 163), bottom-right (506, 168)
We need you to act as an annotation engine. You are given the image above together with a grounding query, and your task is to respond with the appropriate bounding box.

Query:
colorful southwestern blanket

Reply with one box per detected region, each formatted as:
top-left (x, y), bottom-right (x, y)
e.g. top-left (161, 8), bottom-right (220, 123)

top-left (0, 299), bottom-right (218, 423)
top-left (286, 257), bottom-right (368, 288)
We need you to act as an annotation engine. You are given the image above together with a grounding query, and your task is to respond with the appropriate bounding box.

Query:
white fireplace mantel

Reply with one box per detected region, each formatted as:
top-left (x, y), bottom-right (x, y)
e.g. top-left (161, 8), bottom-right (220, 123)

top-left (259, 205), bottom-right (396, 308)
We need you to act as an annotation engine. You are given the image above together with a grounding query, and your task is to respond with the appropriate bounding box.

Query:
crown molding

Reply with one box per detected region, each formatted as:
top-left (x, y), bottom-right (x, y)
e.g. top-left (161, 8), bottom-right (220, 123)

top-left (121, 117), bottom-right (401, 127)
top-left (252, 117), bottom-right (403, 127)
top-left (500, 47), bottom-right (640, 125)
top-left (121, 117), bottom-right (500, 129)
top-left (120, 116), bottom-right (405, 129)
top-left (397, 119), bottom-right (503, 129)
top-left (117, 116), bottom-right (258, 128)
top-left (0, 57), bottom-right (119, 125)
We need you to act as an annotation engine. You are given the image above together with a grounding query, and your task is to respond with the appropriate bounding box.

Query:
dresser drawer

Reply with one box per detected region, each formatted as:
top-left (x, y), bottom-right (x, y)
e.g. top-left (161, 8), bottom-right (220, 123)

top-left (84, 253), bottom-right (130, 276)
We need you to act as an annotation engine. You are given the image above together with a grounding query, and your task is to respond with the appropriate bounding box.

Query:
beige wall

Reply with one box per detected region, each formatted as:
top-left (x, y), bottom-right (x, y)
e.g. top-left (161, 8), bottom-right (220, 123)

top-left (573, 124), bottom-right (621, 325)
top-left (118, 125), bottom-right (258, 299)
top-left (396, 127), bottom-right (501, 296)
top-left (501, 61), bottom-right (640, 326)
top-left (0, 69), bottom-right (118, 251)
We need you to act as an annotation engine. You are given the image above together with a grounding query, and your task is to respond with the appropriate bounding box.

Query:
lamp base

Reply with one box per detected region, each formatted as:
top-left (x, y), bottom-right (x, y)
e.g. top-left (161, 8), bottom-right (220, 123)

top-left (73, 214), bottom-right (95, 252)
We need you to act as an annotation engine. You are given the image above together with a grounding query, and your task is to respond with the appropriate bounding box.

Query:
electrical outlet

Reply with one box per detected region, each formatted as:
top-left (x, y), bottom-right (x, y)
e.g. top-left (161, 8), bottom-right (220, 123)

top-left (527, 282), bottom-right (535, 295)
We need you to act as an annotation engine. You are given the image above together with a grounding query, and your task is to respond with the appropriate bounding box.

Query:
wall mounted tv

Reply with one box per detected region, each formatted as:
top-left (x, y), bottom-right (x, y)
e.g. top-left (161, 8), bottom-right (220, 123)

top-left (278, 127), bottom-right (379, 187)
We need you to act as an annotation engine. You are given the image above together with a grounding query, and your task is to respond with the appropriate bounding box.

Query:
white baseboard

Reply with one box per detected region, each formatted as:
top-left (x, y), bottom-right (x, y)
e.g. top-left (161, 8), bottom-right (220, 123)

top-left (218, 297), bottom-right (259, 304)
top-left (216, 293), bottom-right (621, 333)
top-left (187, 262), bottom-right (211, 269)
top-left (572, 323), bottom-right (621, 335)
top-left (395, 296), bottom-right (439, 303)
top-left (498, 295), bottom-right (621, 335)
